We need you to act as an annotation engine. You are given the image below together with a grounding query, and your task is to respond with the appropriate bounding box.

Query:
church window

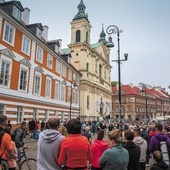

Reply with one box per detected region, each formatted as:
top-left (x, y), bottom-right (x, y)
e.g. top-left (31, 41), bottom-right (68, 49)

top-left (76, 30), bottom-right (81, 42)
top-left (86, 31), bottom-right (88, 43)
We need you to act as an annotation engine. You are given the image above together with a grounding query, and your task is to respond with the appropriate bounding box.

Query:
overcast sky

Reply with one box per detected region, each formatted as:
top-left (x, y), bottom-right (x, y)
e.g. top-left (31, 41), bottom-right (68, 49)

top-left (17, 0), bottom-right (170, 91)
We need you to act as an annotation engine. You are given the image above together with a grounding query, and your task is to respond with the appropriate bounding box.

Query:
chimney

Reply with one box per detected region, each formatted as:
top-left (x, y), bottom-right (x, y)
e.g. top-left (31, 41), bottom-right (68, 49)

top-left (42, 25), bottom-right (49, 41)
top-left (21, 8), bottom-right (30, 25)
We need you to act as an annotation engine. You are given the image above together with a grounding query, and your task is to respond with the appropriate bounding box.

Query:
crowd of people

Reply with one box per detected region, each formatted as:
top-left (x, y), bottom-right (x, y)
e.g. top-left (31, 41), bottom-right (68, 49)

top-left (0, 114), bottom-right (170, 170)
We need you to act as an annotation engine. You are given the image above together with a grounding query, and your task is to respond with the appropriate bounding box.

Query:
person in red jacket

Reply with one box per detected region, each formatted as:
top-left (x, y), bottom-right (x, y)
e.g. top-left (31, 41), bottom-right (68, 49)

top-left (58, 119), bottom-right (91, 169)
top-left (90, 129), bottom-right (108, 170)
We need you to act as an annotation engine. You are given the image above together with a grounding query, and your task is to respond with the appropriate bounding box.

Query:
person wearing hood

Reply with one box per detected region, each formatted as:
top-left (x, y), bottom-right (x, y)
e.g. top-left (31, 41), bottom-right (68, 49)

top-left (123, 129), bottom-right (141, 170)
top-left (149, 123), bottom-right (170, 156)
top-left (90, 129), bottom-right (108, 170)
top-left (133, 128), bottom-right (148, 170)
top-left (150, 151), bottom-right (170, 170)
top-left (37, 116), bottom-right (65, 170)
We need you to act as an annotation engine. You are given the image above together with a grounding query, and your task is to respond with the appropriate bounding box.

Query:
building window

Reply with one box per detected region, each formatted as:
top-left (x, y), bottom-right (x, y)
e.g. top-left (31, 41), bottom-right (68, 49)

top-left (47, 54), bottom-right (53, 69)
top-left (76, 30), bottom-right (81, 42)
top-left (55, 81), bottom-right (60, 100)
top-left (13, 5), bottom-right (21, 21)
top-left (68, 69), bottom-right (72, 81)
top-left (17, 106), bottom-right (23, 123)
top-left (87, 96), bottom-right (89, 109)
top-left (61, 85), bottom-right (66, 101)
top-left (36, 46), bottom-right (43, 63)
top-left (95, 62), bottom-right (97, 73)
top-left (56, 60), bottom-right (61, 74)
top-left (3, 21), bottom-right (16, 46)
top-left (127, 105), bottom-right (131, 112)
top-left (19, 68), bottom-right (27, 91)
top-left (21, 35), bottom-right (31, 55)
top-left (86, 31), bottom-right (88, 43)
top-left (34, 74), bottom-right (41, 95)
top-left (104, 67), bottom-right (106, 79)
top-left (62, 65), bottom-right (66, 77)
top-left (99, 64), bottom-right (102, 77)
top-left (0, 104), bottom-right (4, 115)
top-left (86, 63), bottom-right (89, 72)
top-left (45, 77), bottom-right (52, 98)
top-left (0, 60), bottom-right (10, 87)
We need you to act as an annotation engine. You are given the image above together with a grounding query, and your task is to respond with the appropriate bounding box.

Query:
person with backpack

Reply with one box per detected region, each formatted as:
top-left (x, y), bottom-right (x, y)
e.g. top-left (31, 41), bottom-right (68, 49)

top-left (13, 121), bottom-right (27, 163)
top-left (149, 123), bottom-right (170, 165)
top-left (0, 115), bottom-right (17, 169)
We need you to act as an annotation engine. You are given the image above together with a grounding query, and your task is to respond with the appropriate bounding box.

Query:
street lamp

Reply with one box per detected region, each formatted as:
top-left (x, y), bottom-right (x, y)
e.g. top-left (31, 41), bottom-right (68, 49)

top-left (106, 25), bottom-right (128, 128)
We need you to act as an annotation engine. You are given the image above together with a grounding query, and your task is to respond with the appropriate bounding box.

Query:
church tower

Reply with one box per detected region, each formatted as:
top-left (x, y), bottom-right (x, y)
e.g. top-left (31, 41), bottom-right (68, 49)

top-left (67, 0), bottom-right (112, 121)
top-left (70, 0), bottom-right (91, 45)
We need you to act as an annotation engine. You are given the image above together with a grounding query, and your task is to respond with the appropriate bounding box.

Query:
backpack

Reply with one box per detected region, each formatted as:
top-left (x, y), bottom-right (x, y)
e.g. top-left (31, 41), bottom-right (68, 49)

top-left (156, 137), bottom-right (170, 166)
top-left (159, 141), bottom-right (170, 166)
top-left (11, 128), bottom-right (19, 142)
top-left (0, 128), bottom-right (6, 164)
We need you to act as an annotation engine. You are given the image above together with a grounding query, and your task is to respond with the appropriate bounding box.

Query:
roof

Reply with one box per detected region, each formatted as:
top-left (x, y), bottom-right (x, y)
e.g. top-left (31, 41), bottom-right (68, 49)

top-left (61, 42), bottom-right (102, 55)
top-left (73, 0), bottom-right (89, 23)
top-left (26, 23), bottom-right (44, 31)
top-left (61, 48), bottom-right (70, 55)
top-left (0, 1), bottom-right (24, 11)
top-left (112, 84), bottom-right (170, 100)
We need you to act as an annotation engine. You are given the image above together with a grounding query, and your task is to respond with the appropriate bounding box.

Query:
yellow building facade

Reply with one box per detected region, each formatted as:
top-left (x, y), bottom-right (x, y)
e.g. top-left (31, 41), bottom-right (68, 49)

top-left (62, 0), bottom-right (112, 121)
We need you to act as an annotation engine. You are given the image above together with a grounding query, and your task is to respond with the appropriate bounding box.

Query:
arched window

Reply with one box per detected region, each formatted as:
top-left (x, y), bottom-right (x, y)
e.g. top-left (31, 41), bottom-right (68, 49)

top-left (86, 31), bottom-right (88, 43)
top-left (76, 30), bottom-right (81, 42)
top-left (87, 96), bottom-right (89, 109)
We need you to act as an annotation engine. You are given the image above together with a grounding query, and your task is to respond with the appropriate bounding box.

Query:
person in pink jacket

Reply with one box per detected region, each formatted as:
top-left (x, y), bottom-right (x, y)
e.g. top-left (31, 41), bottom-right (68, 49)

top-left (90, 129), bottom-right (108, 170)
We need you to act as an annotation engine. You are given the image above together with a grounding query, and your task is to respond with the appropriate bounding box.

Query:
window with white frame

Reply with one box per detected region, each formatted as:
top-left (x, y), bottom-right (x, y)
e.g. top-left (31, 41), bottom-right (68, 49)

top-left (34, 73), bottom-right (41, 95)
top-left (0, 104), bottom-right (4, 115)
top-left (68, 69), bottom-right (72, 81)
top-left (17, 106), bottom-right (23, 123)
top-left (13, 5), bottom-right (21, 21)
top-left (61, 84), bottom-right (66, 101)
top-left (0, 59), bottom-right (11, 87)
top-left (47, 54), bottom-right (53, 69)
top-left (62, 65), bottom-right (66, 77)
top-left (19, 68), bottom-right (28, 91)
top-left (45, 77), bottom-right (52, 98)
top-left (3, 21), bottom-right (16, 46)
top-left (56, 60), bottom-right (60, 74)
top-left (21, 35), bottom-right (31, 55)
top-left (36, 46), bottom-right (43, 63)
top-left (55, 81), bottom-right (60, 100)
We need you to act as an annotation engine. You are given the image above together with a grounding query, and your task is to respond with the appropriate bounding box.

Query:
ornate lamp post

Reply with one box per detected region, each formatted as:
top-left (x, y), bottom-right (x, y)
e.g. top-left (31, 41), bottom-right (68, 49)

top-left (106, 25), bottom-right (128, 128)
